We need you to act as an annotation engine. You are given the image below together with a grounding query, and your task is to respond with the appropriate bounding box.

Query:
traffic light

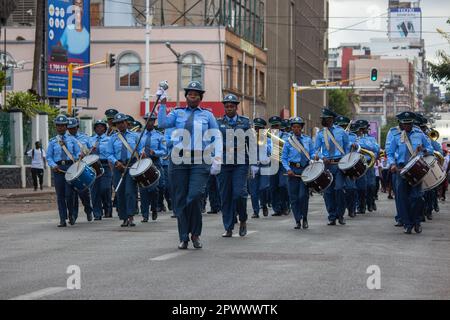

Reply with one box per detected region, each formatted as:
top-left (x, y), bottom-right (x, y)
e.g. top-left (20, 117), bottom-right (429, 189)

top-left (370, 68), bottom-right (378, 81)
top-left (108, 53), bottom-right (116, 68)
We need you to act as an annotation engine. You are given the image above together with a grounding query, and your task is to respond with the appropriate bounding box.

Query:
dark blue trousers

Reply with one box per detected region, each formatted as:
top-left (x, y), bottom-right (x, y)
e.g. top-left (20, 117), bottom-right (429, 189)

top-left (396, 175), bottom-right (425, 228)
top-left (356, 174), bottom-right (367, 213)
top-left (270, 167), bottom-right (288, 213)
top-left (207, 175), bottom-right (222, 212)
top-left (323, 163), bottom-right (346, 221)
top-left (248, 170), bottom-right (270, 215)
top-left (90, 165), bottom-right (112, 219)
top-left (217, 164), bottom-right (249, 232)
top-left (344, 177), bottom-right (357, 214)
top-left (53, 165), bottom-right (76, 224)
top-left (113, 168), bottom-right (137, 220)
top-left (169, 162), bottom-right (211, 242)
top-left (287, 167), bottom-right (309, 223)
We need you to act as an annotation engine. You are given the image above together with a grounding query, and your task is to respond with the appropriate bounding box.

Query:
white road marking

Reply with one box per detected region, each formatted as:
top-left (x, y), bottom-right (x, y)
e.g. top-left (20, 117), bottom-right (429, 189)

top-left (10, 287), bottom-right (67, 300)
top-left (150, 251), bottom-right (189, 261)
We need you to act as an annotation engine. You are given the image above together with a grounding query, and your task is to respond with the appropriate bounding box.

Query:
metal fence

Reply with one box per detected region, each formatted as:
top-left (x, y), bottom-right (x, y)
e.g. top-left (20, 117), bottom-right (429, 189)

top-left (0, 111), bottom-right (12, 165)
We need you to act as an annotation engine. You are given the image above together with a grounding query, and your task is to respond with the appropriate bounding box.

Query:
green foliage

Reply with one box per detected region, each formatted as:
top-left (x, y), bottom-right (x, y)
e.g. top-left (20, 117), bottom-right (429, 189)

top-left (380, 117), bottom-right (398, 149)
top-left (423, 94), bottom-right (442, 113)
top-left (3, 91), bottom-right (59, 121)
top-left (429, 19), bottom-right (450, 89)
top-left (0, 70), bottom-right (5, 92)
top-left (328, 89), bottom-right (352, 118)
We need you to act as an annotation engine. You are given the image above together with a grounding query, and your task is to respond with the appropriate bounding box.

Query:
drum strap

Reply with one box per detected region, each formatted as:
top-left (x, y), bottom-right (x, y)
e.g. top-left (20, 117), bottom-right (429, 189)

top-left (401, 131), bottom-right (415, 157)
top-left (324, 128), bottom-right (345, 155)
top-left (74, 139), bottom-right (89, 155)
top-left (57, 136), bottom-right (75, 162)
top-left (117, 132), bottom-right (137, 159)
top-left (288, 136), bottom-right (311, 161)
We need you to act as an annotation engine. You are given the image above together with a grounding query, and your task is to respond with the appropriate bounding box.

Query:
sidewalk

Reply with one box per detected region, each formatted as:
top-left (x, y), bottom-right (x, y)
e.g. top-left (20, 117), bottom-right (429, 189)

top-left (0, 187), bottom-right (54, 198)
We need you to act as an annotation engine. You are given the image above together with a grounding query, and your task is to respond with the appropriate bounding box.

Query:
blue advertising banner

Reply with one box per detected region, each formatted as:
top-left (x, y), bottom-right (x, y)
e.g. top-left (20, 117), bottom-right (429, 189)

top-left (47, 0), bottom-right (90, 98)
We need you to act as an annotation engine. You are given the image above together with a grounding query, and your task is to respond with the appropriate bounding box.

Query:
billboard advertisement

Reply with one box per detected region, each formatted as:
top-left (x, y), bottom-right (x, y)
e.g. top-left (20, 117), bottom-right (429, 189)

top-left (389, 8), bottom-right (421, 40)
top-left (47, 0), bottom-right (90, 98)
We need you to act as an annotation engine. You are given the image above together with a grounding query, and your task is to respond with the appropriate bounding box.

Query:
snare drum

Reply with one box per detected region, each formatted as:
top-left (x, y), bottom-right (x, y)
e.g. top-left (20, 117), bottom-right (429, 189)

top-left (338, 152), bottom-right (368, 179)
top-left (302, 162), bottom-right (334, 193)
top-left (82, 154), bottom-right (104, 178)
top-left (421, 155), bottom-right (446, 191)
top-left (65, 162), bottom-right (96, 192)
top-left (129, 158), bottom-right (160, 189)
top-left (400, 155), bottom-right (430, 186)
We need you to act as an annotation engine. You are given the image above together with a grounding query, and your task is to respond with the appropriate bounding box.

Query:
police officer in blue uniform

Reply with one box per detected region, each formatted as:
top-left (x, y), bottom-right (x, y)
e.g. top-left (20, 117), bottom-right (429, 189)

top-left (47, 115), bottom-right (81, 227)
top-left (216, 94), bottom-right (251, 237)
top-left (281, 117), bottom-right (315, 229)
top-left (156, 126), bottom-right (171, 213)
top-left (139, 112), bottom-right (167, 222)
top-left (158, 80), bottom-right (221, 249)
top-left (163, 127), bottom-right (175, 217)
top-left (335, 115), bottom-right (358, 218)
top-left (89, 120), bottom-right (112, 220)
top-left (269, 116), bottom-right (289, 216)
top-left (107, 113), bottom-right (142, 227)
top-left (355, 119), bottom-right (380, 213)
top-left (206, 175), bottom-right (221, 214)
top-left (67, 117), bottom-right (93, 222)
top-left (387, 111), bottom-right (433, 234)
top-left (314, 108), bottom-right (352, 225)
top-left (249, 118), bottom-right (272, 218)
top-left (105, 108), bottom-right (119, 136)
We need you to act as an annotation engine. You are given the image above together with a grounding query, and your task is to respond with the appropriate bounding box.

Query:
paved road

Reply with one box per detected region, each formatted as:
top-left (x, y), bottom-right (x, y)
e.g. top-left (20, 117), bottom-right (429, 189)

top-left (1, 193), bottom-right (449, 300)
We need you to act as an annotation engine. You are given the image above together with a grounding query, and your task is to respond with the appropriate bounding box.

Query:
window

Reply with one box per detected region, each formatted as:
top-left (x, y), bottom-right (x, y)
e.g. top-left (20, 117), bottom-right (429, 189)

top-left (247, 65), bottom-right (253, 96)
top-left (0, 52), bottom-right (14, 90)
top-left (237, 60), bottom-right (243, 92)
top-left (117, 52), bottom-right (141, 90)
top-left (181, 53), bottom-right (204, 88)
top-left (259, 71), bottom-right (265, 99)
top-left (226, 56), bottom-right (233, 89)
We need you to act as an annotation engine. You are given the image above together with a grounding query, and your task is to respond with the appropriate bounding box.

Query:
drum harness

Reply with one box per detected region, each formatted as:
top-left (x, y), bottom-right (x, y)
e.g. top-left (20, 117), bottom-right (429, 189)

top-left (324, 128), bottom-right (345, 161)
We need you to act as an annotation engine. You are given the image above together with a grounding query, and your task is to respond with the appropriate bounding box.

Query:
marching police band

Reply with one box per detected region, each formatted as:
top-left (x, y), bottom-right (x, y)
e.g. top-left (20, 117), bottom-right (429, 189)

top-left (47, 80), bottom-right (446, 248)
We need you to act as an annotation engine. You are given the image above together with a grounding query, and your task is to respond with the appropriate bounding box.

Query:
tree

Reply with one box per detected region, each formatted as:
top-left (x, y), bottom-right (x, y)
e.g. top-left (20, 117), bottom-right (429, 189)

top-left (429, 18), bottom-right (450, 90)
top-left (423, 94), bottom-right (442, 113)
top-left (0, 69), bottom-right (5, 92)
top-left (2, 91), bottom-right (59, 119)
top-left (328, 89), bottom-right (352, 118)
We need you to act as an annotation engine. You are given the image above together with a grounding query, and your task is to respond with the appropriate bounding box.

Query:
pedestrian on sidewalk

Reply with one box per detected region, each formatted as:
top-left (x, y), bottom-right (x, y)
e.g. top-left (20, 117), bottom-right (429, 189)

top-left (26, 141), bottom-right (47, 191)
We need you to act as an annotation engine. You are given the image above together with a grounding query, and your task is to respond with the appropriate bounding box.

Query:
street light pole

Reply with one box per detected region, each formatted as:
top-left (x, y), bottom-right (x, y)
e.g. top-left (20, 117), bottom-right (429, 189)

top-left (144, 0), bottom-right (154, 115)
top-left (165, 42), bottom-right (181, 108)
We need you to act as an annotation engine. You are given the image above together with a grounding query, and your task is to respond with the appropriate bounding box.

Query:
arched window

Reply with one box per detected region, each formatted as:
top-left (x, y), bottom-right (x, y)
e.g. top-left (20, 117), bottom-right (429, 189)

top-left (117, 52), bottom-right (141, 90)
top-left (0, 52), bottom-right (14, 90)
top-left (181, 53), bottom-right (204, 88)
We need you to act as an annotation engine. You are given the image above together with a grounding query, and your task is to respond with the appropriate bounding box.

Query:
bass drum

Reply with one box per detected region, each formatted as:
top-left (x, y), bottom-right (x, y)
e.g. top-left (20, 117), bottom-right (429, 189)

top-left (338, 152), bottom-right (368, 179)
top-left (302, 162), bottom-right (333, 193)
top-left (421, 155), bottom-right (446, 191)
top-left (400, 155), bottom-right (429, 186)
top-left (129, 158), bottom-right (160, 189)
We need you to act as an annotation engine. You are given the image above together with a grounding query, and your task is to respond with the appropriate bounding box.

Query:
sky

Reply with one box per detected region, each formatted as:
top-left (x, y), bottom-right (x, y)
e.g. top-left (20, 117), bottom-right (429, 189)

top-left (329, 0), bottom-right (450, 64)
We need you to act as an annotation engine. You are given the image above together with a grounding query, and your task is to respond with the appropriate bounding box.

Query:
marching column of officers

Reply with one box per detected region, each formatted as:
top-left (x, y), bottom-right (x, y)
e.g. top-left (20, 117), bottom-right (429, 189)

top-left (46, 81), bottom-right (445, 249)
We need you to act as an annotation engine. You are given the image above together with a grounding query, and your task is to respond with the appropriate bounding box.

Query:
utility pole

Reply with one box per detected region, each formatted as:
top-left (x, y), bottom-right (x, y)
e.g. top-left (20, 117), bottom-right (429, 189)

top-left (144, 0), bottom-right (154, 115)
top-left (165, 42), bottom-right (181, 108)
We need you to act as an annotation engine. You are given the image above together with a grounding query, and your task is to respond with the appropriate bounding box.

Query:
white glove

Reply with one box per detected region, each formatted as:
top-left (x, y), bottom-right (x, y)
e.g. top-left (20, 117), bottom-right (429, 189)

top-left (250, 165), bottom-right (259, 178)
top-left (210, 158), bottom-right (222, 176)
top-left (156, 88), bottom-right (167, 100)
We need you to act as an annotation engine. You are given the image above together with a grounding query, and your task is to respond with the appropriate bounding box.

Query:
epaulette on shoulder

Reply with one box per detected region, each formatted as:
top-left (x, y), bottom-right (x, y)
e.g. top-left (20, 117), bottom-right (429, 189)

top-left (239, 115), bottom-right (250, 121)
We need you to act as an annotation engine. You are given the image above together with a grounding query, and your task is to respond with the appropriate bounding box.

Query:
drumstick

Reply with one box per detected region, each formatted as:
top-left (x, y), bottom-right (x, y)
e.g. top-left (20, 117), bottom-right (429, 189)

top-left (283, 173), bottom-right (304, 179)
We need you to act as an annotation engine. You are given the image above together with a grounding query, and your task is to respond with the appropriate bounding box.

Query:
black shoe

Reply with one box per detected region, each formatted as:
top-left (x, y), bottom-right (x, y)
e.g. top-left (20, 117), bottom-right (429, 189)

top-left (338, 217), bottom-right (346, 225)
top-left (251, 214), bottom-right (259, 219)
top-left (302, 219), bottom-right (309, 229)
top-left (171, 214), bottom-right (177, 218)
top-left (68, 215), bottom-right (75, 225)
top-left (282, 209), bottom-right (289, 216)
top-left (207, 210), bottom-right (219, 214)
top-left (357, 210), bottom-right (366, 215)
top-left (86, 212), bottom-right (93, 222)
top-left (414, 224), bottom-right (422, 234)
top-left (191, 236), bottom-right (202, 249)
top-left (94, 217), bottom-right (102, 221)
top-left (367, 206), bottom-right (373, 212)
top-left (167, 202), bottom-right (173, 211)
top-left (395, 222), bottom-right (404, 227)
top-left (404, 226), bottom-right (413, 234)
top-left (426, 214), bottom-right (433, 221)
top-left (348, 211), bottom-right (356, 218)
top-left (152, 211), bottom-right (158, 221)
top-left (141, 218), bottom-right (149, 223)
top-left (222, 230), bottom-right (233, 237)
top-left (373, 203), bottom-right (377, 211)
top-left (328, 220), bottom-right (336, 226)
top-left (40, 185), bottom-right (43, 190)
top-left (272, 212), bottom-right (282, 217)
top-left (34, 187), bottom-right (37, 191)
top-left (128, 217), bottom-right (136, 227)
top-left (239, 222), bottom-right (247, 237)
top-left (388, 195), bottom-right (393, 199)
top-left (58, 222), bottom-right (67, 227)
top-left (262, 207), bottom-right (269, 217)
top-left (294, 222), bottom-right (301, 229)
top-left (435, 206), bottom-right (440, 213)
top-left (421, 215), bottom-right (426, 222)
top-left (121, 220), bottom-right (129, 227)
top-left (178, 241), bottom-right (188, 250)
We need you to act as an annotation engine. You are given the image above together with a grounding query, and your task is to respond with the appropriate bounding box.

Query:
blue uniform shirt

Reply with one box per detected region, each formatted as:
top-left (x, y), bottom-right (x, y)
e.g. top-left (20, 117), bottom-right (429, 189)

top-left (47, 133), bottom-right (81, 168)
top-left (281, 134), bottom-right (315, 171)
top-left (348, 132), bottom-right (358, 144)
top-left (431, 139), bottom-right (443, 155)
top-left (314, 125), bottom-right (350, 160)
top-left (89, 133), bottom-right (111, 160)
top-left (71, 131), bottom-right (92, 151)
top-left (358, 135), bottom-right (379, 162)
top-left (217, 115), bottom-right (251, 164)
top-left (158, 104), bottom-right (221, 156)
top-left (387, 127), bottom-right (433, 166)
top-left (139, 129), bottom-right (167, 159)
top-left (107, 130), bottom-right (142, 165)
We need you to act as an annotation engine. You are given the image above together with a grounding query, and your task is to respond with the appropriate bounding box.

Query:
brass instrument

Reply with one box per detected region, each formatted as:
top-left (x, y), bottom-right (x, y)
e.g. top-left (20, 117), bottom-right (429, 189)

top-left (434, 151), bottom-right (445, 166)
top-left (428, 128), bottom-right (440, 141)
top-left (258, 129), bottom-right (285, 162)
top-left (130, 125), bottom-right (141, 132)
top-left (360, 148), bottom-right (376, 169)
